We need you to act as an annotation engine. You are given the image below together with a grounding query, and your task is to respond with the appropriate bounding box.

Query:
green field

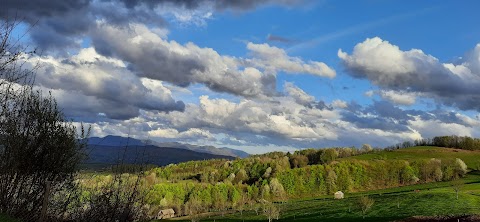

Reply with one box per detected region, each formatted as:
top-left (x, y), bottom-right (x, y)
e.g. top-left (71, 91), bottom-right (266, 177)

top-left (343, 146), bottom-right (480, 169)
top-left (170, 172), bottom-right (480, 222)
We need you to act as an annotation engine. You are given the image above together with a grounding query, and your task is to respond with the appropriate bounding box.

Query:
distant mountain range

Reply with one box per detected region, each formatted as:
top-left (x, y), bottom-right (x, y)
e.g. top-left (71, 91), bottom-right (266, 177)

top-left (84, 136), bottom-right (249, 167)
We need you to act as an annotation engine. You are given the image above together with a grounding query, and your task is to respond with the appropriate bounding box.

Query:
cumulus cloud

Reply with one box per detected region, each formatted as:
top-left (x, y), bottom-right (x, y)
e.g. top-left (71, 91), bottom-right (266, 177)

top-left (91, 23), bottom-right (277, 97)
top-left (246, 42), bottom-right (336, 78)
top-left (78, 81), bottom-right (344, 148)
top-left (77, 81), bottom-right (480, 152)
top-left (90, 23), bottom-right (334, 98)
top-left (148, 127), bottom-right (213, 140)
top-left (364, 90), bottom-right (374, 97)
top-left (331, 100), bottom-right (348, 109)
top-left (336, 98), bottom-right (480, 147)
top-left (334, 119), bottom-right (422, 148)
top-left (341, 100), bottom-right (421, 132)
top-left (365, 90), bottom-right (417, 106)
top-left (153, 84), bottom-right (339, 143)
top-left (284, 82), bottom-right (315, 105)
top-left (6, 2), bottom-right (478, 152)
top-left (339, 37), bottom-right (480, 111)
top-left (378, 90), bottom-right (417, 106)
top-left (1, 0), bottom-right (305, 50)
top-left (24, 47), bottom-right (184, 120)
top-left (408, 117), bottom-right (474, 139)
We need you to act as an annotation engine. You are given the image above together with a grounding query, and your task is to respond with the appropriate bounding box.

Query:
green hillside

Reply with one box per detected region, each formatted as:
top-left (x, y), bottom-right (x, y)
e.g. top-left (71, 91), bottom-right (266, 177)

top-left (174, 174), bottom-right (480, 222)
top-left (345, 146), bottom-right (480, 169)
top-left (167, 147), bottom-right (480, 222)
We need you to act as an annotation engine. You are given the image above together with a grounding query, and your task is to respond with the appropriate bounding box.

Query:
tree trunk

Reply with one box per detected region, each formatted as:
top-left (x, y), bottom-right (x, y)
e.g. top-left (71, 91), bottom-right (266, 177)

top-left (40, 181), bottom-right (51, 222)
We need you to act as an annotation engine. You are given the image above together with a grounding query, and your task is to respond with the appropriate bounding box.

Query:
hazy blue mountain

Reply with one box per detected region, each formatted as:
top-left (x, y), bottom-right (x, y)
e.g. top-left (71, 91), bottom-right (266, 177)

top-left (87, 135), bottom-right (144, 147)
top-left (85, 144), bottom-right (235, 167)
top-left (145, 141), bottom-right (250, 158)
top-left (87, 136), bottom-right (249, 158)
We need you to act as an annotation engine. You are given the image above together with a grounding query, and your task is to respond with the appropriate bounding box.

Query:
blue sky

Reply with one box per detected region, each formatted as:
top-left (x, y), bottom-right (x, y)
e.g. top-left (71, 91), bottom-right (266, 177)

top-left (3, 0), bottom-right (480, 153)
top-left (166, 0), bottom-right (479, 105)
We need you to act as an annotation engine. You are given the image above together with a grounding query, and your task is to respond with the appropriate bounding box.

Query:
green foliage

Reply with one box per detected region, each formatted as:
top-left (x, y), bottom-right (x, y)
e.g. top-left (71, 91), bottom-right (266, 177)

top-left (321, 149), bottom-right (339, 164)
top-left (262, 201), bottom-right (280, 222)
top-left (358, 196), bottom-right (375, 218)
top-left (289, 154), bottom-right (308, 168)
top-left (326, 167), bottom-right (338, 194)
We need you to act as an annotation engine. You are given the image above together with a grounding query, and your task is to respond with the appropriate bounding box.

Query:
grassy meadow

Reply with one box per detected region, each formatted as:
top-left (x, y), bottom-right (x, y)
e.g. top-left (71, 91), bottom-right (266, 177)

top-left (169, 171), bottom-right (480, 222)
top-left (343, 146), bottom-right (480, 168)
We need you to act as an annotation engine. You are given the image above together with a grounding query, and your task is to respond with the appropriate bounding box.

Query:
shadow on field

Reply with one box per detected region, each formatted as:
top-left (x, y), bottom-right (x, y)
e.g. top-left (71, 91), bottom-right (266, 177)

top-left (394, 215), bottom-right (480, 222)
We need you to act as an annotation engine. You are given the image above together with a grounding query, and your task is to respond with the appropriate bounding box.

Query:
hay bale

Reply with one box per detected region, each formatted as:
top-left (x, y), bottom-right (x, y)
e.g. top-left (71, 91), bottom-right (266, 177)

top-left (334, 191), bottom-right (344, 199)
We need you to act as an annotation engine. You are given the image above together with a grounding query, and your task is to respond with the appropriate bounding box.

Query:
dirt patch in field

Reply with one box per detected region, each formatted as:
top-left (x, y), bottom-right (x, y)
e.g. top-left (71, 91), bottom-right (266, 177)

top-left (395, 215), bottom-right (480, 222)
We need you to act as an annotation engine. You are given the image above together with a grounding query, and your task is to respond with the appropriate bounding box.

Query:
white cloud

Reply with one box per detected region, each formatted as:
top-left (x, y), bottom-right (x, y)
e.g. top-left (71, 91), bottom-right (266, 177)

top-left (24, 47), bottom-right (184, 119)
top-left (378, 90), bottom-right (417, 106)
top-left (408, 117), bottom-right (474, 139)
top-left (364, 90), bottom-right (374, 97)
top-left (331, 100), bottom-right (348, 109)
top-left (336, 119), bottom-right (422, 147)
top-left (154, 83), bottom-right (339, 142)
top-left (284, 82), bottom-right (315, 105)
top-left (91, 23), bottom-right (335, 99)
top-left (246, 42), bottom-right (336, 78)
top-left (149, 128), bottom-right (213, 139)
top-left (78, 85), bottom-right (480, 153)
top-left (154, 2), bottom-right (214, 26)
top-left (339, 37), bottom-right (480, 111)
top-left (456, 113), bottom-right (480, 127)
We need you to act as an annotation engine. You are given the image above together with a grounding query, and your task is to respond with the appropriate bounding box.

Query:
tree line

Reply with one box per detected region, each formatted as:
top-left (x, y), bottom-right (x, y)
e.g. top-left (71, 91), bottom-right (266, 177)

top-left (386, 135), bottom-right (480, 151)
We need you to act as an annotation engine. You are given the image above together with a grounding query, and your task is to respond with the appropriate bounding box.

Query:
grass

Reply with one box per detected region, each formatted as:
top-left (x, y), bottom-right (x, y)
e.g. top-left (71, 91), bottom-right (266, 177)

top-left (344, 146), bottom-right (480, 169)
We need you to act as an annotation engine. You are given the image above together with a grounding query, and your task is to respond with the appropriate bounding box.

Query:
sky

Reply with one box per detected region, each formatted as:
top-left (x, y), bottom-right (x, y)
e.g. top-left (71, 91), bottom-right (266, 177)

top-left (2, 0), bottom-right (480, 154)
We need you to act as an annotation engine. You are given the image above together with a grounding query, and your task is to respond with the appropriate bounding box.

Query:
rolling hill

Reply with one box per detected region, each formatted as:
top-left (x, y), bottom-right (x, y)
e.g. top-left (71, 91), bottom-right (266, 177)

top-left (343, 146), bottom-right (480, 168)
top-left (167, 146), bottom-right (480, 222)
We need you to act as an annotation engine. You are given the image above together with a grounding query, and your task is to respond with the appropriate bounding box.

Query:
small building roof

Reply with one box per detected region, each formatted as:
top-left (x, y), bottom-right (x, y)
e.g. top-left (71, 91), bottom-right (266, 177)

top-left (159, 208), bottom-right (175, 214)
